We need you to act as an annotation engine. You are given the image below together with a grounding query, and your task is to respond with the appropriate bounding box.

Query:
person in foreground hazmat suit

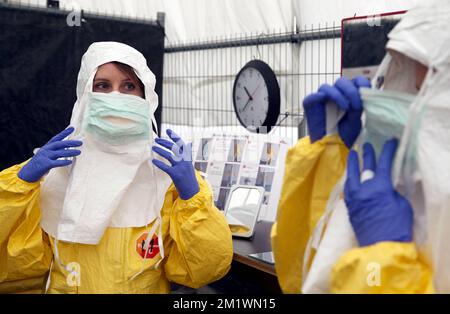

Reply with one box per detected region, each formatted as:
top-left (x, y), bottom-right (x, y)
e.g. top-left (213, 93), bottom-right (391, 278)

top-left (0, 42), bottom-right (233, 293)
top-left (330, 1), bottom-right (450, 293)
top-left (272, 0), bottom-right (448, 294)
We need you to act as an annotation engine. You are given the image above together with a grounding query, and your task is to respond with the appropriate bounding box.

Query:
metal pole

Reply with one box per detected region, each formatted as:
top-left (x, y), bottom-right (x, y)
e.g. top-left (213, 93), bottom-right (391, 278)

top-left (165, 28), bottom-right (340, 53)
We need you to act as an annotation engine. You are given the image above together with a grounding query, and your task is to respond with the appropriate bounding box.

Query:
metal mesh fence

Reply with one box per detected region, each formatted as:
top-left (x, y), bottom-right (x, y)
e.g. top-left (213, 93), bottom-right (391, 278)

top-left (163, 23), bottom-right (342, 143)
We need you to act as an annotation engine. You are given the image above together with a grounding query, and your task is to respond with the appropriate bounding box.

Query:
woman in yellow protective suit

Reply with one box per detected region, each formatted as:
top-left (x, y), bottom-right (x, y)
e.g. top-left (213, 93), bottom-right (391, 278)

top-left (0, 42), bottom-right (233, 294)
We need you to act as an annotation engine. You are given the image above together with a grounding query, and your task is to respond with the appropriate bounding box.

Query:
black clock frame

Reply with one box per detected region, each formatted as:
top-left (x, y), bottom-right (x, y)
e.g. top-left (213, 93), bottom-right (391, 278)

top-left (232, 59), bottom-right (280, 134)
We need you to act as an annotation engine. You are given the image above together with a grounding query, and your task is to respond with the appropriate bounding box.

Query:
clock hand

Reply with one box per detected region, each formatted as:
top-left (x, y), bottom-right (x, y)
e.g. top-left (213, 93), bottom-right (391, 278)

top-left (242, 82), bottom-right (262, 113)
top-left (244, 86), bottom-right (253, 100)
top-left (242, 97), bottom-right (252, 112)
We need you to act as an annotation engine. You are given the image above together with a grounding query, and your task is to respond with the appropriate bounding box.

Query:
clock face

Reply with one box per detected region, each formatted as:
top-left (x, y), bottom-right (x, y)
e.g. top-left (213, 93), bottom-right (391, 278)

top-left (233, 60), bottom-right (280, 133)
top-left (234, 67), bottom-right (269, 129)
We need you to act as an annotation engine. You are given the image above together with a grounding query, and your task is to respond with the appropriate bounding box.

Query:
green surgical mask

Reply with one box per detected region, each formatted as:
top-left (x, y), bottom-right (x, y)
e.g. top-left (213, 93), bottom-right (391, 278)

top-left (84, 92), bottom-right (150, 145)
top-left (360, 88), bottom-right (416, 157)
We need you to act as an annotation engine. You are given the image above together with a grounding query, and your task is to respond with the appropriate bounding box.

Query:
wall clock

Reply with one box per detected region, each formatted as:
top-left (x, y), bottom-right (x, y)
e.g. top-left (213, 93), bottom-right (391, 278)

top-left (232, 60), bottom-right (280, 133)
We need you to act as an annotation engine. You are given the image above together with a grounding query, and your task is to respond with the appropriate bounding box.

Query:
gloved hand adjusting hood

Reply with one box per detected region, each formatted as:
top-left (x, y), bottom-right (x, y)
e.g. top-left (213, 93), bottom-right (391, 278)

top-left (40, 42), bottom-right (172, 247)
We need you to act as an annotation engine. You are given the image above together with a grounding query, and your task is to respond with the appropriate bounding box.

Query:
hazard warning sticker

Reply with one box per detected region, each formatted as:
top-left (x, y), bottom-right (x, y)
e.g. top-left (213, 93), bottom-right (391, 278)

top-left (136, 232), bottom-right (160, 259)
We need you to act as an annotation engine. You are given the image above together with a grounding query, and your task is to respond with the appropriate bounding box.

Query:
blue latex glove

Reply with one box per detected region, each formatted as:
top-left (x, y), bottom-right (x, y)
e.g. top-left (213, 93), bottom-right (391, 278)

top-left (152, 129), bottom-right (200, 200)
top-left (344, 139), bottom-right (413, 247)
top-left (18, 127), bottom-right (83, 183)
top-left (302, 76), bottom-right (371, 148)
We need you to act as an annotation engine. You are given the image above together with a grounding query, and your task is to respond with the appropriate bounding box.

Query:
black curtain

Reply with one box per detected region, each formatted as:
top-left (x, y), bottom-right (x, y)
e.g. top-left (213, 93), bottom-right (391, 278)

top-left (0, 4), bottom-right (165, 170)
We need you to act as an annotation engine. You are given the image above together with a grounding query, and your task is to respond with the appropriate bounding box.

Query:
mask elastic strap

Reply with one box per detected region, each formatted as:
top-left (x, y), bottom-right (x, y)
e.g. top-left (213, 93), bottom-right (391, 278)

top-left (150, 123), bottom-right (163, 268)
top-left (53, 239), bottom-right (67, 270)
top-left (151, 116), bottom-right (158, 136)
top-left (52, 239), bottom-right (78, 284)
top-left (154, 216), bottom-right (165, 269)
top-left (151, 127), bottom-right (164, 269)
top-left (371, 53), bottom-right (392, 89)
top-left (325, 103), bottom-right (346, 136)
top-left (44, 259), bottom-right (54, 294)
top-left (128, 216), bottom-right (163, 281)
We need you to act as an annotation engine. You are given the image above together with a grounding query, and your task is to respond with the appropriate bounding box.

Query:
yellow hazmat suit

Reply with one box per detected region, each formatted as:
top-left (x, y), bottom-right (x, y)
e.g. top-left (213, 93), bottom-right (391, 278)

top-left (272, 134), bottom-right (434, 294)
top-left (0, 161), bottom-right (232, 293)
top-left (271, 134), bottom-right (348, 293)
top-left (295, 2), bottom-right (450, 293)
top-left (331, 242), bottom-right (433, 293)
top-left (329, 1), bottom-right (450, 294)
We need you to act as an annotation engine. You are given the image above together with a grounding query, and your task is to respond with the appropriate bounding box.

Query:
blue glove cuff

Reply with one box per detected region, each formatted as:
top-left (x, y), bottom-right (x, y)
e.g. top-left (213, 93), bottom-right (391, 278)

top-left (18, 164), bottom-right (42, 183)
top-left (358, 234), bottom-right (413, 247)
top-left (177, 180), bottom-right (200, 200)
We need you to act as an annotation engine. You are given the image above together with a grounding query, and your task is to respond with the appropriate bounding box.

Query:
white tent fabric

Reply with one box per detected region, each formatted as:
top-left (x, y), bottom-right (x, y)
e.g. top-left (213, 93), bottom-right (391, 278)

top-left (10, 0), bottom-right (418, 42)
top-left (293, 0), bottom-right (419, 27)
top-left (10, 0), bottom-right (294, 43)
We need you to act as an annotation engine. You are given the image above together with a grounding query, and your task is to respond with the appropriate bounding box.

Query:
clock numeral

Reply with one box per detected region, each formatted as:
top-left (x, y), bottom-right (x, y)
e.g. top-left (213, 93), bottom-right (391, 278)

top-left (237, 82), bottom-right (241, 88)
top-left (264, 97), bottom-right (268, 101)
top-left (236, 96), bottom-right (241, 100)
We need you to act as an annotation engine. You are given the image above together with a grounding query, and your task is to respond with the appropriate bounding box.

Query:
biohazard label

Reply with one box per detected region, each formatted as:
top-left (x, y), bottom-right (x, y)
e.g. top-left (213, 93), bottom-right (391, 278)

top-left (136, 232), bottom-right (160, 259)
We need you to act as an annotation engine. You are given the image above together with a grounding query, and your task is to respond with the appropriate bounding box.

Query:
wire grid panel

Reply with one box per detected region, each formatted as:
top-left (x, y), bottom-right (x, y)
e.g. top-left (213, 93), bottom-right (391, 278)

top-left (163, 24), bottom-right (341, 143)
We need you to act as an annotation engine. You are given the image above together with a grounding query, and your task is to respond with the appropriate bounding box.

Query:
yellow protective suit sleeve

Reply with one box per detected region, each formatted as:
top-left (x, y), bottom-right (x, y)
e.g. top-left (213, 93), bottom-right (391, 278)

top-left (271, 135), bottom-right (349, 293)
top-left (0, 162), bottom-right (52, 293)
top-left (163, 171), bottom-right (233, 289)
top-left (331, 242), bottom-right (434, 294)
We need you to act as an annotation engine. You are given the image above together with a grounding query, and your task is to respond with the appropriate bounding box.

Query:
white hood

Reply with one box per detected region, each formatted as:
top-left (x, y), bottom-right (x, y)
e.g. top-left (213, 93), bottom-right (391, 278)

top-left (302, 1), bottom-right (450, 294)
top-left (71, 41), bottom-right (159, 134)
top-left (386, 0), bottom-right (449, 68)
top-left (388, 0), bottom-right (450, 293)
top-left (40, 42), bottom-right (172, 245)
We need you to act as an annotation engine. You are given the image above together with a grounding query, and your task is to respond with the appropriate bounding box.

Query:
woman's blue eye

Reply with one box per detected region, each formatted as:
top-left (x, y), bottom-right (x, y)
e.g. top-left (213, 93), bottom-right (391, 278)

top-left (124, 82), bottom-right (136, 90)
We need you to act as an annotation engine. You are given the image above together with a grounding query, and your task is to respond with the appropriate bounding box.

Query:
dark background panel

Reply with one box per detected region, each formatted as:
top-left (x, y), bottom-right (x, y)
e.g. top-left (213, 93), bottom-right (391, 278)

top-left (342, 18), bottom-right (401, 68)
top-left (0, 4), bottom-right (164, 170)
